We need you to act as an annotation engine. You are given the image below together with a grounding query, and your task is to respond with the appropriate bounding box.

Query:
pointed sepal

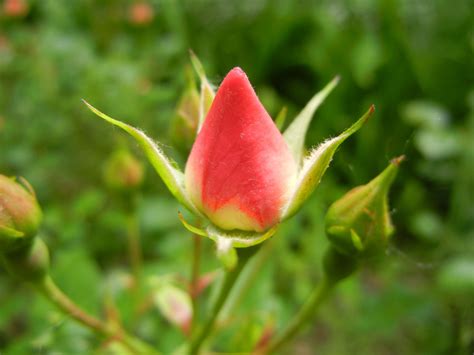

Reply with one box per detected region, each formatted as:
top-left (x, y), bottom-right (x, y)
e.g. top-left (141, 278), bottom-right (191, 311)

top-left (189, 51), bottom-right (215, 132)
top-left (281, 105), bottom-right (374, 219)
top-left (275, 106), bottom-right (288, 131)
top-left (178, 212), bottom-right (277, 269)
top-left (283, 76), bottom-right (340, 164)
top-left (83, 100), bottom-right (201, 217)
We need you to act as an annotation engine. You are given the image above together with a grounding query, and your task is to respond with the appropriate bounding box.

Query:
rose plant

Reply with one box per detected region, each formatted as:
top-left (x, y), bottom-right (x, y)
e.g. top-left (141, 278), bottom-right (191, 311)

top-left (0, 54), bottom-right (405, 354)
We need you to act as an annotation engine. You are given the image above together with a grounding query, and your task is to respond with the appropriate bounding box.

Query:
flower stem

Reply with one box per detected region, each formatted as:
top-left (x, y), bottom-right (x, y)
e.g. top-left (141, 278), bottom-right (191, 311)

top-left (260, 276), bottom-right (334, 354)
top-left (190, 233), bottom-right (202, 333)
top-left (189, 246), bottom-right (258, 355)
top-left (34, 276), bottom-right (159, 354)
top-left (126, 196), bottom-right (142, 288)
top-left (220, 239), bottom-right (274, 320)
top-left (260, 247), bottom-right (358, 354)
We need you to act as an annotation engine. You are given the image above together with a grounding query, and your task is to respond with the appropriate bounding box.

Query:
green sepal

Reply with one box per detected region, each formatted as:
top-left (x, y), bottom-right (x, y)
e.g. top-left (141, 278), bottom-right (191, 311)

top-left (0, 225), bottom-right (24, 238)
top-left (177, 213), bottom-right (277, 269)
top-left (282, 105), bottom-right (374, 219)
top-left (178, 212), bottom-right (207, 237)
top-left (2, 237), bottom-right (50, 282)
top-left (350, 229), bottom-right (364, 251)
top-left (83, 100), bottom-right (202, 217)
top-left (189, 51), bottom-right (215, 132)
top-left (283, 76), bottom-right (340, 164)
top-left (206, 225), bottom-right (278, 249)
top-left (275, 106), bottom-right (288, 131)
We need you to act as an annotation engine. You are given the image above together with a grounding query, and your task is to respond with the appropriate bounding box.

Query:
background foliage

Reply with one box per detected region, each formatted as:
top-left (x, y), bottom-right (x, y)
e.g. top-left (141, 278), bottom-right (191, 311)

top-left (1, 0), bottom-right (473, 354)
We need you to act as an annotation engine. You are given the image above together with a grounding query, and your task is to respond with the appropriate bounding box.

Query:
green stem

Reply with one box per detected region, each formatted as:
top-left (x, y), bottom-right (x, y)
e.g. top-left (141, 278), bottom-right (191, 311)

top-left (260, 276), bottom-right (334, 354)
top-left (190, 233), bottom-right (202, 333)
top-left (35, 276), bottom-right (159, 354)
top-left (126, 202), bottom-right (142, 288)
top-left (220, 240), bottom-right (274, 320)
top-left (260, 247), bottom-right (358, 354)
top-left (189, 247), bottom-right (257, 355)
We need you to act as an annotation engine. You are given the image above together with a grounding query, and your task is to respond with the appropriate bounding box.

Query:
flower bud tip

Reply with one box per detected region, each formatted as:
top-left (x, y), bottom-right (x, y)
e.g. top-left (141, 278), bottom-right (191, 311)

top-left (369, 104), bottom-right (376, 114)
top-left (228, 67), bottom-right (246, 78)
top-left (391, 155), bottom-right (405, 166)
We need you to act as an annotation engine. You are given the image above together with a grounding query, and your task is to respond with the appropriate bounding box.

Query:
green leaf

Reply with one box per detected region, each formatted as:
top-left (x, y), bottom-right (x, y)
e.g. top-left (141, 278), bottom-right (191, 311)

top-left (83, 100), bottom-right (201, 217)
top-left (283, 76), bottom-right (340, 164)
top-left (282, 105), bottom-right (374, 219)
top-left (189, 51), bottom-right (215, 132)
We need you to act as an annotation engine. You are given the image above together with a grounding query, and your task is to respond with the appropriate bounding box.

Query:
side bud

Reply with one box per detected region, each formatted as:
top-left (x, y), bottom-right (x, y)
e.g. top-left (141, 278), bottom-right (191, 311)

top-left (325, 156), bottom-right (404, 259)
top-left (103, 150), bottom-right (144, 191)
top-left (1, 237), bottom-right (50, 282)
top-left (0, 175), bottom-right (42, 252)
top-left (170, 66), bottom-right (200, 153)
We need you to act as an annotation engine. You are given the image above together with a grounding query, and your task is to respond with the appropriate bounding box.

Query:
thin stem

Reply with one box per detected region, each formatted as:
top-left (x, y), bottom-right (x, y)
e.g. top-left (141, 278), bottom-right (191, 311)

top-left (126, 202), bottom-right (142, 288)
top-left (220, 239), bottom-right (274, 320)
top-left (189, 247), bottom-right (257, 355)
top-left (260, 276), bottom-right (335, 354)
top-left (35, 276), bottom-right (159, 354)
top-left (190, 233), bottom-right (202, 333)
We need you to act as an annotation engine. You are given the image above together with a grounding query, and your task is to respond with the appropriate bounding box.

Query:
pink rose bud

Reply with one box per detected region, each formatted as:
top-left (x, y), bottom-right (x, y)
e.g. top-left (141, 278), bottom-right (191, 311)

top-left (103, 149), bottom-right (144, 191)
top-left (0, 175), bottom-right (42, 252)
top-left (185, 68), bottom-right (297, 232)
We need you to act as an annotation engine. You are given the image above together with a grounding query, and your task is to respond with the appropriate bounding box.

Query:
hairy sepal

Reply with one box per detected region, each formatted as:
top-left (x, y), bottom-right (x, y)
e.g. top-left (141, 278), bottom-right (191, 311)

top-left (189, 51), bottom-right (215, 132)
top-left (281, 105), bottom-right (375, 219)
top-left (83, 100), bottom-right (201, 216)
top-left (283, 76), bottom-right (340, 164)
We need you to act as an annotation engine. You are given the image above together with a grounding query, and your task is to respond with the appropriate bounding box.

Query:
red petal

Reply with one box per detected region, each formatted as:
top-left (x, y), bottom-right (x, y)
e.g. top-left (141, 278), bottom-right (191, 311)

top-left (185, 68), bottom-right (296, 231)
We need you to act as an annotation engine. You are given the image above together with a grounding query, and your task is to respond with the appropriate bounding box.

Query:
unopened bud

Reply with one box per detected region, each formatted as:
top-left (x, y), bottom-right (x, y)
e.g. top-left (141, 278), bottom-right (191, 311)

top-left (103, 150), bottom-right (144, 191)
top-left (325, 156), bottom-right (404, 259)
top-left (0, 175), bottom-right (42, 252)
top-left (170, 66), bottom-right (200, 153)
top-left (1, 237), bottom-right (50, 282)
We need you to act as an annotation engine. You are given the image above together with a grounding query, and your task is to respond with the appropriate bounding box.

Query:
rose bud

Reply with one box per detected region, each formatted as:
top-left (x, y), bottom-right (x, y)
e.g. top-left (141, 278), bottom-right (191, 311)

top-left (85, 53), bottom-right (372, 258)
top-left (3, 0), bottom-right (29, 18)
top-left (325, 156), bottom-right (404, 259)
top-left (103, 150), bottom-right (144, 191)
top-left (185, 68), bottom-right (298, 232)
top-left (0, 175), bottom-right (42, 252)
top-left (129, 1), bottom-right (154, 26)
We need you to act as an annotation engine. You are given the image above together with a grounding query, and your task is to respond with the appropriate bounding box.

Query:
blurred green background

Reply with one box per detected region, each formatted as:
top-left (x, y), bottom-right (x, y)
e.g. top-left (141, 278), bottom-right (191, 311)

top-left (1, 0), bottom-right (473, 354)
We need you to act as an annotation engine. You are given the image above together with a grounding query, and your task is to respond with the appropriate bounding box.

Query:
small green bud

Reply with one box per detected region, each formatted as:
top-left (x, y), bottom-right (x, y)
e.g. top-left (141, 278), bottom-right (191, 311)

top-left (0, 175), bottom-right (42, 252)
top-left (2, 237), bottom-right (50, 282)
top-left (103, 150), bottom-right (144, 191)
top-left (325, 156), bottom-right (404, 259)
top-left (169, 66), bottom-right (200, 153)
